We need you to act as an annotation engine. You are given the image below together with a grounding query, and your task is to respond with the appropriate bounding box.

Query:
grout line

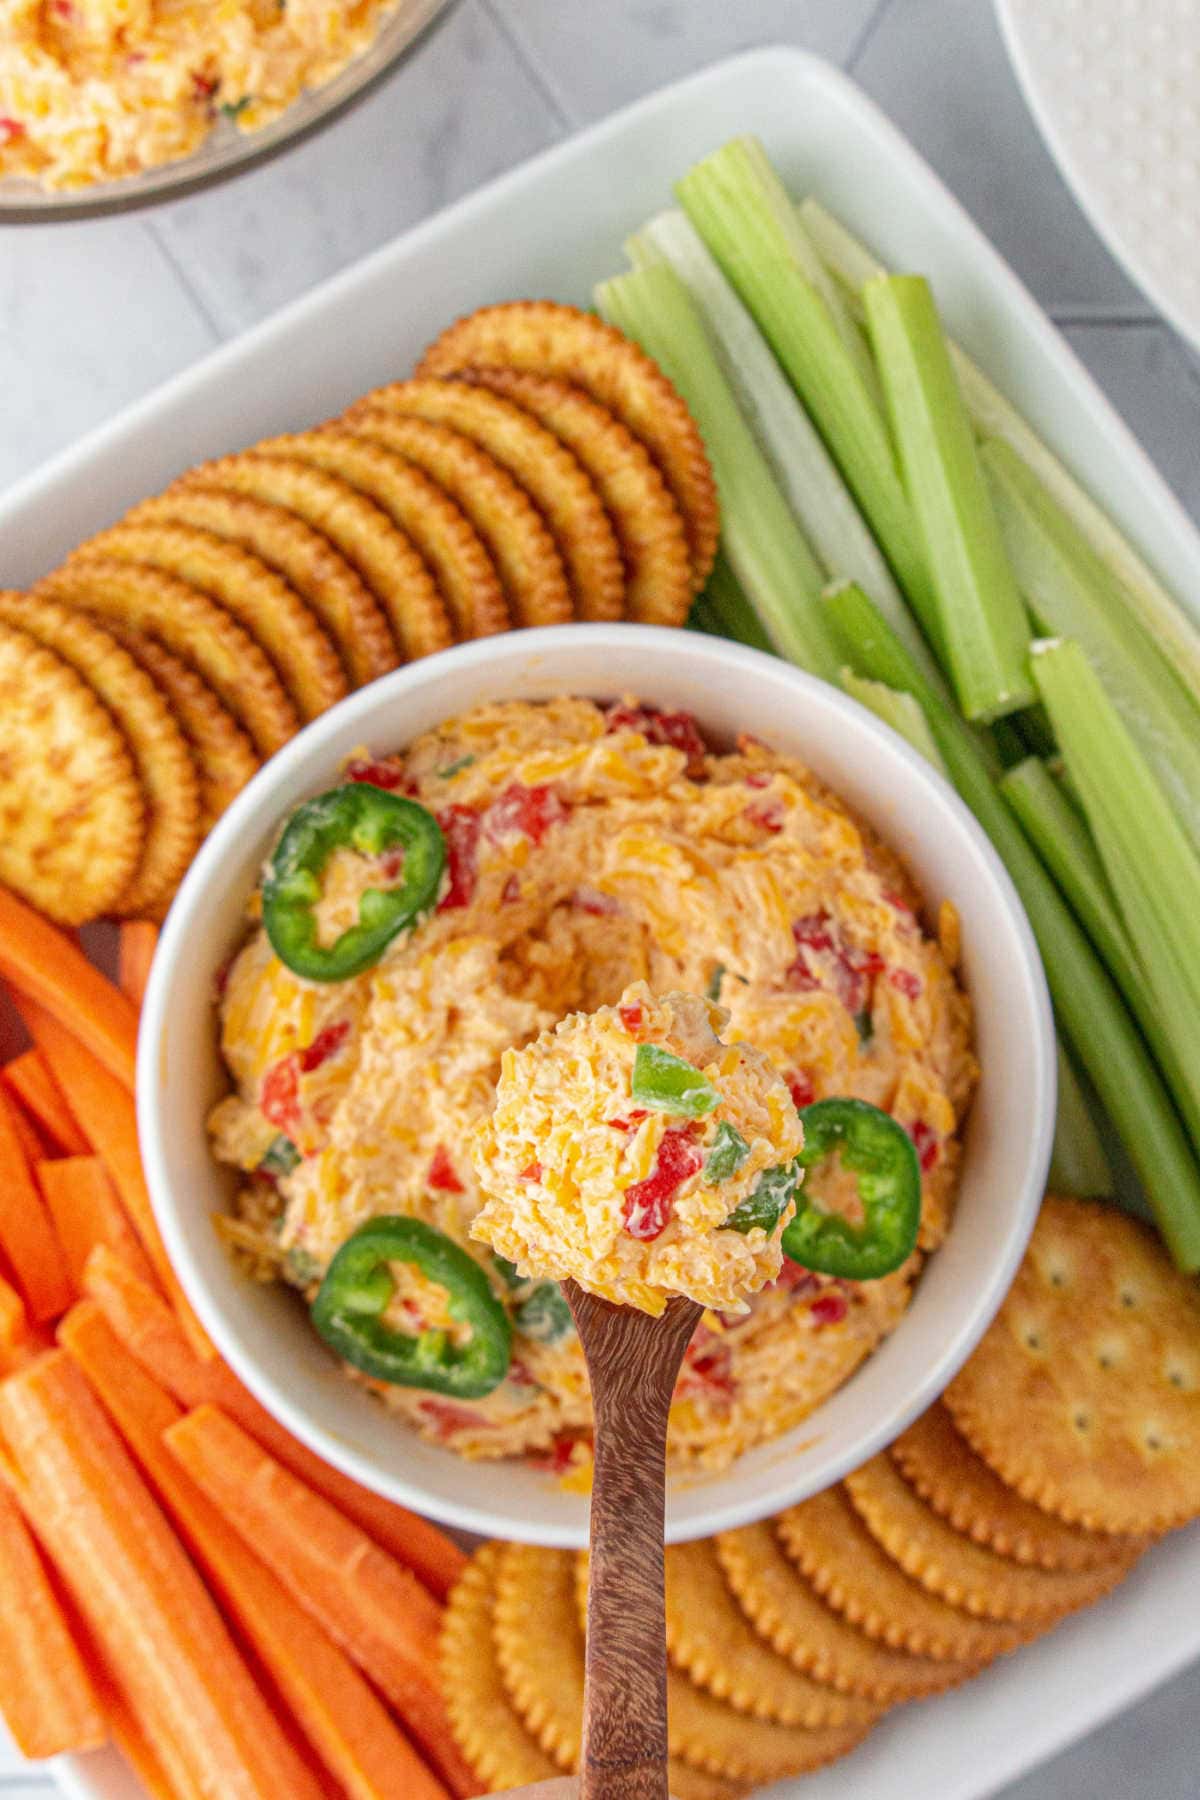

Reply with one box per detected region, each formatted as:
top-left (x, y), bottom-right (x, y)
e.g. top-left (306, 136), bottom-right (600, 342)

top-left (1051, 309), bottom-right (1158, 330)
top-left (142, 216), bottom-right (227, 344)
top-left (476, 0), bottom-right (574, 130)
top-left (844, 0), bottom-right (899, 74)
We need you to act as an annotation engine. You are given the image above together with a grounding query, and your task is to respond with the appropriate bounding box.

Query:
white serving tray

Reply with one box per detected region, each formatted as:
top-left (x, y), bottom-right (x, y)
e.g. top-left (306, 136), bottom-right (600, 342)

top-left (3, 44), bottom-right (1196, 1800)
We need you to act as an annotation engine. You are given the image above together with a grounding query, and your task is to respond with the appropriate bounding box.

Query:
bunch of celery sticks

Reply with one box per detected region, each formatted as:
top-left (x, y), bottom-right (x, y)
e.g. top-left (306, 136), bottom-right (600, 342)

top-left (596, 136), bottom-right (1200, 1272)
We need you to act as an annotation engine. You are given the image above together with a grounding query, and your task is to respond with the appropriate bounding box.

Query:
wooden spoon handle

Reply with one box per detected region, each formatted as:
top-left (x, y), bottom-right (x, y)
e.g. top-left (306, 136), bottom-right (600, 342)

top-left (567, 1286), bottom-right (701, 1800)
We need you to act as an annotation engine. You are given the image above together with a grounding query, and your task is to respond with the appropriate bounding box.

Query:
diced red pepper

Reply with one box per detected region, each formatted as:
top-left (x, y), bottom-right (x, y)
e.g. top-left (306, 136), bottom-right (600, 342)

top-left (484, 782), bottom-right (569, 847)
top-left (618, 1004), bottom-right (644, 1035)
top-left (435, 805), bottom-right (481, 911)
top-left (534, 1433), bottom-right (589, 1476)
top-left (744, 770), bottom-right (772, 789)
top-left (500, 873), bottom-right (521, 905)
top-left (261, 1059), bottom-right (301, 1137)
top-left (884, 890), bottom-right (916, 917)
top-left (908, 1120), bottom-right (940, 1173)
top-left (678, 1335), bottom-right (735, 1399)
top-left (344, 757), bottom-right (408, 791)
top-left (810, 1291), bottom-right (849, 1326)
top-left (507, 1357), bottom-right (537, 1388)
top-left (570, 886), bottom-right (620, 916)
top-left (427, 1145), bottom-right (465, 1193)
top-left (604, 702), bottom-right (709, 776)
top-left (745, 798), bottom-right (785, 833)
top-left (298, 1020), bottom-right (350, 1073)
top-left (0, 119), bottom-right (25, 145)
top-left (608, 1109), bottom-right (649, 1133)
top-left (772, 1260), bottom-right (821, 1295)
top-left (793, 913), bottom-right (835, 954)
top-left (785, 912), bottom-right (885, 1015)
top-left (51, 0), bottom-right (74, 16)
top-left (889, 968), bottom-right (923, 1001)
top-left (418, 1399), bottom-right (488, 1441)
top-left (191, 70), bottom-right (218, 100)
top-left (377, 847), bottom-right (406, 882)
top-left (518, 1162), bottom-right (542, 1182)
top-left (787, 1071), bottom-right (815, 1111)
top-left (621, 1125), bottom-right (702, 1240)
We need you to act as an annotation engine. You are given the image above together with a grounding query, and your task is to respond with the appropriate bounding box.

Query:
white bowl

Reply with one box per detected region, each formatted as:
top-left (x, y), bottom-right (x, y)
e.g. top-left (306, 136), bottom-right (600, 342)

top-left (139, 624), bottom-right (1055, 1546)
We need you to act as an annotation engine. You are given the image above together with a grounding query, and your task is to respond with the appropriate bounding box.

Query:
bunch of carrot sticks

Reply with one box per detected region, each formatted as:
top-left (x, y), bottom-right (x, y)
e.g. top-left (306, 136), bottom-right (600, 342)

top-left (0, 886), bottom-right (475, 1799)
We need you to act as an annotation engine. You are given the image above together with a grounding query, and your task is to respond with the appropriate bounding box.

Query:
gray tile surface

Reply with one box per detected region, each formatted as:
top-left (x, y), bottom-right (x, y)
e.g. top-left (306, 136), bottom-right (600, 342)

top-left (2, 1), bottom-right (1199, 1794)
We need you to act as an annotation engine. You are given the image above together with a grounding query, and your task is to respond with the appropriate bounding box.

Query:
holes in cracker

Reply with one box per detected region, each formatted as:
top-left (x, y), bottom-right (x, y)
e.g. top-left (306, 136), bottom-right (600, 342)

top-left (1164, 1358), bottom-right (1195, 1393)
top-left (1119, 1284), bottom-right (1141, 1310)
top-left (1094, 1336), bottom-right (1125, 1372)
top-left (1021, 1319), bottom-right (1046, 1353)
top-left (1043, 1253), bottom-right (1072, 1291)
top-left (1071, 1408), bottom-right (1092, 1434)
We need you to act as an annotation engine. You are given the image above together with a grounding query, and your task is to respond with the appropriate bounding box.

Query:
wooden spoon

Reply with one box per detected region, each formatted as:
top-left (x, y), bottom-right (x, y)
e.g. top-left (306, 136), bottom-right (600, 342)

top-left (564, 1279), bottom-right (703, 1800)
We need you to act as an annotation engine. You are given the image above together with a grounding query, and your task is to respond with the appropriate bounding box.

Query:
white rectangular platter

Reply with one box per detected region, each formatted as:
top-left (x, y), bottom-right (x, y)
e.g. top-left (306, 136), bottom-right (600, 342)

top-left (3, 44), bottom-right (1196, 1800)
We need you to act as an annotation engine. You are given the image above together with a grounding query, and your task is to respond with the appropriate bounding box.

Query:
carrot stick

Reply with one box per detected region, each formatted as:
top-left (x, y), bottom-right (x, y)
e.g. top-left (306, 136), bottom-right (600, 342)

top-left (82, 1245), bottom-right (466, 1600)
top-left (118, 922), bottom-right (160, 1012)
top-left (36, 1158), bottom-right (156, 1295)
top-left (61, 1303), bottom-right (450, 1800)
top-left (0, 1480), bottom-right (107, 1758)
top-left (165, 1405), bottom-right (477, 1798)
top-left (0, 1352), bottom-right (324, 1800)
top-left (96, 1665), bottom-right (184, 1800)
top-left (3, 1050), bottom-right (89, 1156)
top-left (6, 1098), bottom-right (46, 1165)
top-left (0, 887), bottom-right (138, 1090)
top-left (0, 1089), bottom-right (72, 1323)
top-left (13, 998), bottom-right (212, 1356)
top-left (0, 1274), bottom-right (27, 1357)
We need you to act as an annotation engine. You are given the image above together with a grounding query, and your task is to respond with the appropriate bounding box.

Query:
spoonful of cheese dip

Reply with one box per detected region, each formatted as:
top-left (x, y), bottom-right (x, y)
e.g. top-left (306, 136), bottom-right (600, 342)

top-left (471, 983), bottom-right (805, 1800)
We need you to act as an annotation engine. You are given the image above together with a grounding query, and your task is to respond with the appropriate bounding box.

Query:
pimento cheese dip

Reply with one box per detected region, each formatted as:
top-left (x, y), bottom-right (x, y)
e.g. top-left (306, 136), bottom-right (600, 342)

top-left (471, 986), bottom-right (805, 1316)
top-left (209, 696), bottom-right (976, 1470)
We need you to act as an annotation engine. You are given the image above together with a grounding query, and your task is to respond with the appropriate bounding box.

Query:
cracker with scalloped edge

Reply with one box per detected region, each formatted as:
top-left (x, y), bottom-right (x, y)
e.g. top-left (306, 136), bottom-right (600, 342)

top-left (571, 1548), bottom-right (868, 1785)
top-left (417, 301), bottom-right (718, 588)
top-left (845, 1452), bottom-right (1141, 1623)
top-left (351, 378), bottom-right (624, 621)
top-left (714, 1522), bottom-right (976, 1702)
top-left (891, 1403), bottom-right (1145, 1573)
top-left (665, 1538), bottom-right (882, 1729)
top-left (0, 593), bottom-right (199, 920)
top-left (946, 1196), bottom-right (1200, 1536)
top-left (106, 626), bottom-right (259, 832)
top-left (777, 1488), bottom-right (1031, 1662)
top-left (36, 561), bottom-right (298, 757)
top-left (0, 615), bottom-right (143, 923)
top-left (344, 411), bottom-right (571, 628)
top-left (123, 489), bottom-right (397, 687)
top-left (248, 429), bottom-right (508, 640)
top-left (462, 368), bottom-right (694, 625)
top-left (77, 521), bottom-right (347, 721)
top-left (441, 1545), bottom-right (560, 1794)
top-left (174, 454), bottom-right (449, 661)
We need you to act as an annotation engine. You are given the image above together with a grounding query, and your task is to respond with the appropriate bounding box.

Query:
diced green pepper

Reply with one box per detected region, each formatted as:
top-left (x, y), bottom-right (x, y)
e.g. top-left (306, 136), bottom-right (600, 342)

top-left (514, 1282), bottom-right (574, 1344)
top-left (723, 1158), bottom-right (801, 1233)
top-left (703, 1121), bottom-right (751, 1184)
top-left (631, 1044), bottom-right (719, 1117)
top-left (260, 1134), bottom-right (301, 1176)
top-left (706, 963), bottom-right (726, 1002)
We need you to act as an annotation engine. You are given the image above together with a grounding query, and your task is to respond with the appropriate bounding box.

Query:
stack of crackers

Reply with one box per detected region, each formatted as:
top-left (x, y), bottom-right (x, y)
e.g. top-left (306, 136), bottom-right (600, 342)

top-left (0, 302), bottom-right (718, 926)
top-left (441, 1197), bottom-right (1200, 1796)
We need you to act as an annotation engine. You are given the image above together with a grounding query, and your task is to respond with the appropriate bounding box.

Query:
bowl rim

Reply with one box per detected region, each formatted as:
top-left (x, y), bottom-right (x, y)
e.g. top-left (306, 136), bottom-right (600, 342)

top-left (139, 623), bottom-right (1056, 1543)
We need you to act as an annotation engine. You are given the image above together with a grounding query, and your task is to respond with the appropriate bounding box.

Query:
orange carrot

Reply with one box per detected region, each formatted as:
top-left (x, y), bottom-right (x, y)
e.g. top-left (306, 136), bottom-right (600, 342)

top-left (166, 1405), bottom-right (477, 1798)
top-left (82, 1245), bottom-right (466, 1599)
top-left (0, 887), bottom-right (138, 1090)
top-left (6, 1098), bottom-right (46, 1165)
top-left (3, 1049), bottom-right (88, 1156)
top-left (96, 1666), bottom-right (183, 1800)
top-left (13, 998), bottom-right (212, 1355)
top-left (61, 1303), bottom-right (450, 1800)
top-left (36, 1158), bottom-right (155, 1295)
top-left (0, 1352), bottom-right (324, 1800)
top-left (0, 1481), bottom-right (107, 1758)
top-left (0, 1089), bottom-right (72, 1323)
top-left (0, 1274), bottom-right (27, 1357)
top-left (118, 922), bottom-right (159, 1012)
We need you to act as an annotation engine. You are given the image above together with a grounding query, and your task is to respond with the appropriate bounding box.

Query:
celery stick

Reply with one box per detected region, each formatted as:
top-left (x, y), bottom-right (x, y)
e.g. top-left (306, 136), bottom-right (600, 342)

top-left (863, 276), bottom-right (1034, 722)
top-left (840, 671), bottom-right (949, 777)
top-left (824, 582), bottom-right (1200, 1270)
top-left (1050, 1039), bottom-right (1115, 1198)
top-left (625, 210), bottom-right (936, 676)
top-left (1032, 637), bottom-right (1200, 1158)
top-left (676, 143), bottom-right (938, 635)
top-left (595, 263), bottom-right (840, 679)
top-left (985, 439), bottom-right (1200, 857)
top-left (701, 552), bottom-right (774, 654)
top-left (799, 195), bottom-right (1200, 703)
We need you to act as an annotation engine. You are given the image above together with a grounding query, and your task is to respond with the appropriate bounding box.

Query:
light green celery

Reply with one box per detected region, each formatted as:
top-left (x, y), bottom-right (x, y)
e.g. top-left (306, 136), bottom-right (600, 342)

top-left (701, 553), bottom-right (774, 654)
top-left (839, 671), bottom-right (948, 776)
top-left (863, 276), bottom-right (1034, 721)
top-left (984, 439), bottom-right (1200, 857)
top-left (1049, 1039), bottom-right (1115, 1198)
top-left (624, 209), bottom-right (939, 678)
top-left (675, 143), bottom-right (938, 635)
top-left (595, 264), bottom-right (840, 679)
top-left (1032, 637), bottom-right (1200, 1159)
top-left (799, 195), bottom-right (1200, 703)
top-left (823, 582), bottom-right (1200, 1270)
